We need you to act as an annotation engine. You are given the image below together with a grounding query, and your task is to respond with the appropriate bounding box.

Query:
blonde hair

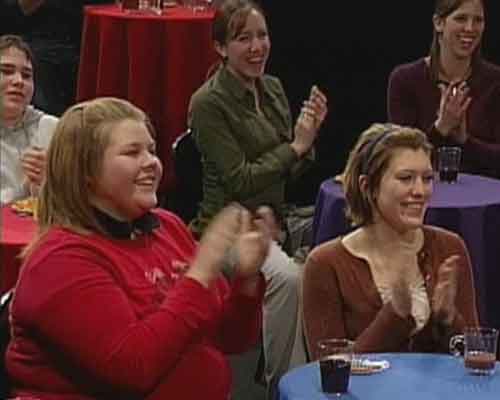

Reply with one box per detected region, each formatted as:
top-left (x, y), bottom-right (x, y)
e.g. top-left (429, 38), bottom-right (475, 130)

top-left (24, 97), bottom-right (154, 257)
top-left (343, 123), bottom-right (433, 226)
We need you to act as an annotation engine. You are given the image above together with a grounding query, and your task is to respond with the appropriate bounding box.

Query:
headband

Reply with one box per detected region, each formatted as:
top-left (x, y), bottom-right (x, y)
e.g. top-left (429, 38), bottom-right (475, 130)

top-left (360, 126), bottom-right (397, 175)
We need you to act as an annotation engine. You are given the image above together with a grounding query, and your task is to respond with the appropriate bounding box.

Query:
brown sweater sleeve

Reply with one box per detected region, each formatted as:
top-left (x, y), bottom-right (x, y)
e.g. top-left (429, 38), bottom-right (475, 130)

top-left (450, 234), bottom-right (479, 329)
top-left (303, 254), bottom-right (348, 360)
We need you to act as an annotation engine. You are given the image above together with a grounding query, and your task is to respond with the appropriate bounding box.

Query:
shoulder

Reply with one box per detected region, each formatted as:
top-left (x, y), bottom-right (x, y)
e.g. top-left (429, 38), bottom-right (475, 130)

top-left (262, 74), bottom-right (285, 93)
top-left (38, 114), bottom-right (59, 140)
top-left (390, 58), bottom-right (427, 80)
top-left (422, 225), bottom-right (466, 252)
top-left (477, 59), bottom-right (500, 76)
top-left (474, 59), bottom-right (500, 86)
top-left (307, 237), bottom-right (350, 267)
top-left (39, 113), bottom-right (59, 130)
top-left (23, 107), bottom-right (59, 147)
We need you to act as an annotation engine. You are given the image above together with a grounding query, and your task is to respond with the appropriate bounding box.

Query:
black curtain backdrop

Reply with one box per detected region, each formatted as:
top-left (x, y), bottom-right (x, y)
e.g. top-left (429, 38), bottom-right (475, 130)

top-left (262, 1), bottom-right (500, 205)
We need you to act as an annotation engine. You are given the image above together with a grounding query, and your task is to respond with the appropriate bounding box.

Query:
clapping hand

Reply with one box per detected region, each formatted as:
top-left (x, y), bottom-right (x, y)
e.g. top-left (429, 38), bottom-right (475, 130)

top-left (435, 81), bottom-right (471, 142)
top-left (21, 146), bottom-right (47, 187)
top-left (292, 85), bottom-right (328, 158)
top-left (187, 205), bottom-right (270, 287)
top-left (432, 255), bottom-right (460, 325)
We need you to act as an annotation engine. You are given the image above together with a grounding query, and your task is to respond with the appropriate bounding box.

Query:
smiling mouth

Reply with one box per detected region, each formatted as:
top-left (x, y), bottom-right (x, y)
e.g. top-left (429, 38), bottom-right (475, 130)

top-left (6, 92), bottom-right (24, 99)
top-left (403, 203), bottom-right (426, 213)
top-left (135, 178), bottom-right (156, 187)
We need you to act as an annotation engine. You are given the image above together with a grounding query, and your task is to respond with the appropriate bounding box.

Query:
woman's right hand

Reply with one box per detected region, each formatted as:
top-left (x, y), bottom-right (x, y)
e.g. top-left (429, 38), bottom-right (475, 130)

top-left (435, 81), bottom-right (471, 137)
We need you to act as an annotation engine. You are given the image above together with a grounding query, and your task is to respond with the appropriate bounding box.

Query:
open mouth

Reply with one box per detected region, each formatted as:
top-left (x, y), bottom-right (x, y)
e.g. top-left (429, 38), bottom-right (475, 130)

top-left (135, 177), bottom-right (156, 188)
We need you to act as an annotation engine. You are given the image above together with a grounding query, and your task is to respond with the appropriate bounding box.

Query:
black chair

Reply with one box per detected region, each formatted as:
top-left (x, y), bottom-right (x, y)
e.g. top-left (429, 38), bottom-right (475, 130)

top-left (0, 289), bottom-right (14, 398)
top-left (164, 129), bottom-right (203, 224)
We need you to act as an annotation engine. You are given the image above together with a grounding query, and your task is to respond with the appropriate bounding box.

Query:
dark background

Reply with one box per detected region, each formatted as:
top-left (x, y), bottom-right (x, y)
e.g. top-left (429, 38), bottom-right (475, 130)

top-left (262, 1), bottom-right (500, 205)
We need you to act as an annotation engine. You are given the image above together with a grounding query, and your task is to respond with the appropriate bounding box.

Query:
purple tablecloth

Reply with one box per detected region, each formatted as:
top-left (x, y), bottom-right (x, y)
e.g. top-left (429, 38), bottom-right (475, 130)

top-left (312, 173), bottom-right (500, 329)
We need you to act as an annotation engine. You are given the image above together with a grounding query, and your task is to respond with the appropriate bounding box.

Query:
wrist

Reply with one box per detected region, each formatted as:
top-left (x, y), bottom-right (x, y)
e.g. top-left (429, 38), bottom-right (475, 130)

top-left (290, 142), bottom-right (307, 159)
top-left (434, 120), bottom-right (452, 136)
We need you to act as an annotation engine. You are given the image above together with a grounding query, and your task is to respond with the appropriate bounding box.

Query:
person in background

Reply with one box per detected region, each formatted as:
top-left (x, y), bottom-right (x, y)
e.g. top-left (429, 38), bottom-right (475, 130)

top-left (6, 97), bottom-right (269, 400)
top-left (387, 0), bottom-right (500, 179)
top-left (1, 0), bottom-right (111, 116)
top-left (0, 34), bottom-right (58, 205)
top-left (303, 123), bottom-right (478, 360)
top-left (188, 0), bottom-right (328, 397)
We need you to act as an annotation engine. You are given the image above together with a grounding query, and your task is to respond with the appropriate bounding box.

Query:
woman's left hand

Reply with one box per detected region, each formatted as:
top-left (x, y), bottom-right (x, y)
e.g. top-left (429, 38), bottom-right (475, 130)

top-left (432, 255), bottom-right (460, 325)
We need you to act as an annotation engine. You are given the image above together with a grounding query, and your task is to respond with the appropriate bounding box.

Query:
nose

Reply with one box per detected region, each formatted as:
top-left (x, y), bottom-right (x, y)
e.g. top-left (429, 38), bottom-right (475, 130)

top-left (11, 71), bottom-right (24, 85)
top-left (464, 18), bottom-right (474, 31)
top-left (411, 177), bottom-right (426, 196)
top-left (142, 151), bottom-right (159, 168)
top-left (250, 36), bottom-right (263, 52)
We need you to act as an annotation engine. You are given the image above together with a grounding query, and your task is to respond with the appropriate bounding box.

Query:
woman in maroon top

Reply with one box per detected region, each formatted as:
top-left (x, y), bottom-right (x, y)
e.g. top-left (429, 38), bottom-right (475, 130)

top-left (6, 97), bottom-right (269, 400)
top-left (303, 124), bottom-right (478, 359)
top-left (387, 0), bottom-right (500, 178)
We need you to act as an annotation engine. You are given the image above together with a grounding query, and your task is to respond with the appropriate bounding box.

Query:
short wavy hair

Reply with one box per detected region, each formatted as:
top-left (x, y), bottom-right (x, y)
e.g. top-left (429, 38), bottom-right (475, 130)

top-left (343, 123), bottom-right (433, 227)
top-left (0, 34), bottom-right (34, 65)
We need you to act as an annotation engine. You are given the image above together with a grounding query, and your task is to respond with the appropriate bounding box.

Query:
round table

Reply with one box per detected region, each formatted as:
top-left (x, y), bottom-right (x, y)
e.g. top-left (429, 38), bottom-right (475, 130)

top-left (278, 353), bottom-right (500, 400)
top-left (77, 4), bottom-right (218, 192)
top-left (312, 173), bottom-right (500, 329)
top-left (0, 206), bottom-right (37, 296)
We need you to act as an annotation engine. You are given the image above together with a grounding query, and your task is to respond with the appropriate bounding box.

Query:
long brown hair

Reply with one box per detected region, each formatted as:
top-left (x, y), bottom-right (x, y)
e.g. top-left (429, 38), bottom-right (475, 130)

top-left (429, 0), bottom-right (484, 83)
top-left (24, 97), bottom-right (154, 258)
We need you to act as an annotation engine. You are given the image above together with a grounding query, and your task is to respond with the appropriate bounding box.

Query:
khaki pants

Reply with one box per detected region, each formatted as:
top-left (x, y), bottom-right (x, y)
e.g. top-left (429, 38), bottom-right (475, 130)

top-left (261, 241), bottom-right (307, 400)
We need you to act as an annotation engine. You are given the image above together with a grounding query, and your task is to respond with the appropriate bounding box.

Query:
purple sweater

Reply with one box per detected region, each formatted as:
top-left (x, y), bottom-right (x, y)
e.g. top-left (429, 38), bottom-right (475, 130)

top-left (387, 58), bottom-right (500, 178)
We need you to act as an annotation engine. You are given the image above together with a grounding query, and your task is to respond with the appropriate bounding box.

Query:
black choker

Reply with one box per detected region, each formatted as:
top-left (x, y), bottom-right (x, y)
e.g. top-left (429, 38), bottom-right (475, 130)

top-left (93, 208), bottom-right (160, 239)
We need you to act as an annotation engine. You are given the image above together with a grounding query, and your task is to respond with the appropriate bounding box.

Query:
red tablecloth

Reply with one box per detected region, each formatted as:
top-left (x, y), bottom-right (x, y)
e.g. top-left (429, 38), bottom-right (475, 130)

top-left (0, 207), bottom-right (37, 296)
top-left (77, 5), bottom-right (217, 191)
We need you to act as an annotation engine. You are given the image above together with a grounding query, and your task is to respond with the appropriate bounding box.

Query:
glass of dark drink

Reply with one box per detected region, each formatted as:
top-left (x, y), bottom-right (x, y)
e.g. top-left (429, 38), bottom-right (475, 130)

top-left (317, 339), bottom-right (353, 396)
top-left (450, 327), bottom-right (498, 375)
top-left (437, 146), bottom-right (461, 183)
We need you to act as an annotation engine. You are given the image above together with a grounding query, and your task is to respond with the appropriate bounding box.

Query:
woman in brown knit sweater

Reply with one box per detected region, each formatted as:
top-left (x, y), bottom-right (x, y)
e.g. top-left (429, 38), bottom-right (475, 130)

top-left (303, 123), bottom-right (479, 360)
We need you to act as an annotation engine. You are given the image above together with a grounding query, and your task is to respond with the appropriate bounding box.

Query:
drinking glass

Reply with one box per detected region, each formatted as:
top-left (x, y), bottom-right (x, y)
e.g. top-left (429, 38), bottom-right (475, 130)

top-left (437, 146), bottom-right (461, 183)
top-left (450, 327), bottom-right (498, 375)
top-left (317, 339), bottom-right (353, 396)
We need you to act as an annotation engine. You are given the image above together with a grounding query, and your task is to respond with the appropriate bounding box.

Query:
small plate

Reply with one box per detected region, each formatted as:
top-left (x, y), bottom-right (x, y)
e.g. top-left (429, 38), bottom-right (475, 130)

top-left (351, 358), bottom-right (390, 375)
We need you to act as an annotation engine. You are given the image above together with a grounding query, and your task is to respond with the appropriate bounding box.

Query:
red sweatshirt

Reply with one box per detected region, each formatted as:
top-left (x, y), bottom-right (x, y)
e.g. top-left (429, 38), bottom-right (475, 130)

top-left (6, 210), bottom-right (264, 400)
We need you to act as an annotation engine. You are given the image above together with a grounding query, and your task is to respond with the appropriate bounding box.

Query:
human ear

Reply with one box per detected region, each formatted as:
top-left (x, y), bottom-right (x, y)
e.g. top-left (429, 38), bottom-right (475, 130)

top-left (214, 41), bottom-right (227, 60)
top-left (358, 175), bottom-right (369, 194)
top-left (433, 14), bottom-right (444, 34)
